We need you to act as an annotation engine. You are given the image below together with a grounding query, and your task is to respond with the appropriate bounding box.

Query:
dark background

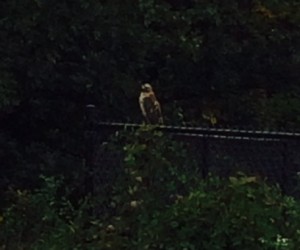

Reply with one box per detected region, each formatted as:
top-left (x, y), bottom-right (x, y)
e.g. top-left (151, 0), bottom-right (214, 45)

top-left (1, 0), bottom-right (300, 192)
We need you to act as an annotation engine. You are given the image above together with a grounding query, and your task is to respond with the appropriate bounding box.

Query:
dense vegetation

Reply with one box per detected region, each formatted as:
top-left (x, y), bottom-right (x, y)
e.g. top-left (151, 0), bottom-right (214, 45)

top-left (1, 0), bottom-right (300, 248)
top-left (1, 128), bottom-right (300, 249)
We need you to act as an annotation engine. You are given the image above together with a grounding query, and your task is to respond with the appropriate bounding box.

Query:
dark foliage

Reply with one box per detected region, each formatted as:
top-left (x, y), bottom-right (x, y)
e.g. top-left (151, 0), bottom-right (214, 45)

top-left (0, 2), bottom-right (300, 245)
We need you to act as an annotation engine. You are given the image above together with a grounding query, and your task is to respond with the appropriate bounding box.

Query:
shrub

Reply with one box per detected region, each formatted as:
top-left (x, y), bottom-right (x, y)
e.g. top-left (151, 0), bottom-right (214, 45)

top-left (93, 127), bottom-right (300, 250)
top-left (1, 127), bottom-right (300, 250)
top-left (93, 126), bottom-right (200, 249)
top-left (0, 176), bottom-right (97, 250)
top-left (139, 174), bottom-right (300, 250)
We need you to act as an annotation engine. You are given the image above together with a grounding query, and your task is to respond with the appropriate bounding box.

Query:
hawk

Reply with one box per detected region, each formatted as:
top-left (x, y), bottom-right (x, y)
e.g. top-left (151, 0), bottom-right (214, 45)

top-left (139, 83), bottom-right (163, 125)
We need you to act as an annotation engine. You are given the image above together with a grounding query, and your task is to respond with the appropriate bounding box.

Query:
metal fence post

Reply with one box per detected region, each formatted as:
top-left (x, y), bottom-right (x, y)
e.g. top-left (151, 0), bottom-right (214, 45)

top-left (201, 137), bottom-right (209, 178)
top-left (281, 140), bottom-right (290, 194)
top-left (84, 104), bottom-right (97, 196)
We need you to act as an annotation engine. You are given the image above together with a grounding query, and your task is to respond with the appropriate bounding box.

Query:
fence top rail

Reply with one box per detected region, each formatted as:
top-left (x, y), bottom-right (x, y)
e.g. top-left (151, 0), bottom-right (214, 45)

top-left (92, 122), bottom-right (300, 141)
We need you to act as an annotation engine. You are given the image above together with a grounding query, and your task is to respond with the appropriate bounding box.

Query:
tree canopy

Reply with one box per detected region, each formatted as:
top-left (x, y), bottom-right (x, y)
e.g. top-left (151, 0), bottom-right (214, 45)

top-left (0, 0), bottom-right (300, 187)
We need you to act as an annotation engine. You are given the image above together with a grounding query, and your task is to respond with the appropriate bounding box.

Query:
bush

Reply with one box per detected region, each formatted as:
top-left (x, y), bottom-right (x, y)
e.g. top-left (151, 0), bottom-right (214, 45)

top-left (92, 127), bottom-right (300, 250)
top-left (0, 126), bottom-right (199, 249)
top-left (139, 174), bottom-right (300, 250)
top-left (1, 127), bottom-right (300, 249)
top-left (0, 176), bottom-right (96, 250)
top-left (92, 126), bottom-right (200, 249)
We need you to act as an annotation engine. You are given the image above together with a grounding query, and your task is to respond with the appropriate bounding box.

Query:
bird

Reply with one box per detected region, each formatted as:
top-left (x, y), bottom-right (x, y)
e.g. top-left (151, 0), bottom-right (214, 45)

top-left (139, 83), bottom-right (163, 125)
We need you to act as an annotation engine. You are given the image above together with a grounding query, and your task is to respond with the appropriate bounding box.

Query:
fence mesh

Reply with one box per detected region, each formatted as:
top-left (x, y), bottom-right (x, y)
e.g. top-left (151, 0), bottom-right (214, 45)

top-left (85, 121), bottom-right (300, 197)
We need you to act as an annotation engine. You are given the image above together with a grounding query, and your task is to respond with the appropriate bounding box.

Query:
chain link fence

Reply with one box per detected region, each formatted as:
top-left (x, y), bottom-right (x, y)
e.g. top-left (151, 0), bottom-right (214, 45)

top-left (85, 120), bottom-right (300, 197)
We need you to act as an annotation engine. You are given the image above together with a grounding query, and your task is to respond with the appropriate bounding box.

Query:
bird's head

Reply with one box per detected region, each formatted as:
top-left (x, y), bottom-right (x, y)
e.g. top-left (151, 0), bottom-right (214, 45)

top-left (141, 83), bottom-right (153, 92)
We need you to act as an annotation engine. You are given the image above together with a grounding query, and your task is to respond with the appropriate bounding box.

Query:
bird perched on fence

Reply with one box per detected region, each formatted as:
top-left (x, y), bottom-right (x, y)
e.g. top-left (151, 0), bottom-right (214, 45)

top-left (139, 83), bottom-right (163, 125)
